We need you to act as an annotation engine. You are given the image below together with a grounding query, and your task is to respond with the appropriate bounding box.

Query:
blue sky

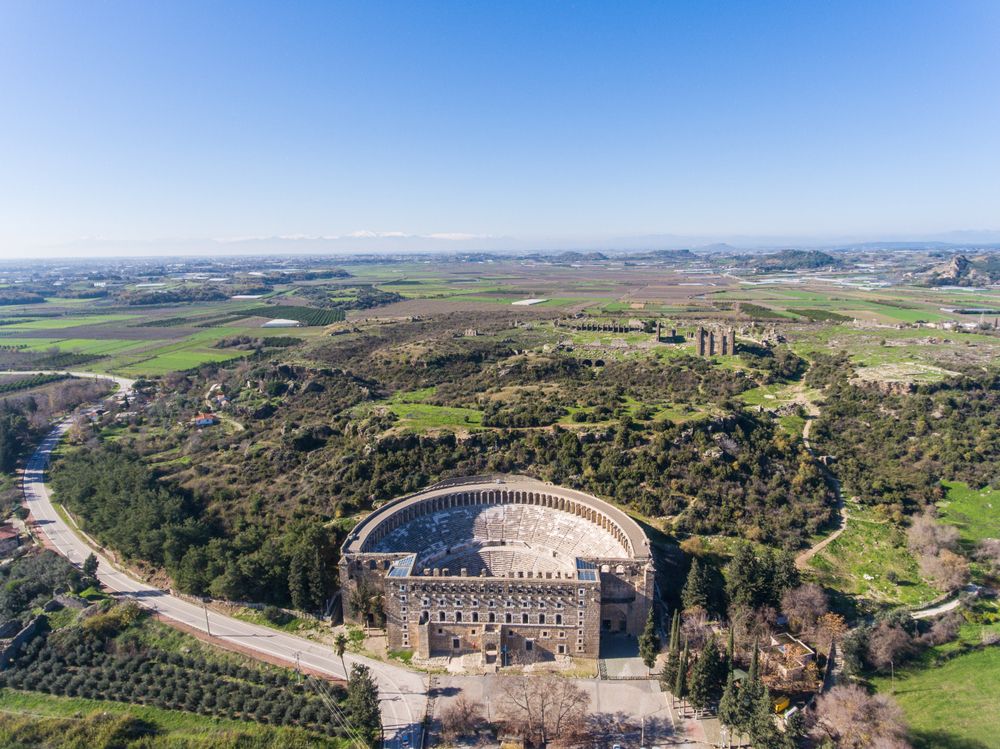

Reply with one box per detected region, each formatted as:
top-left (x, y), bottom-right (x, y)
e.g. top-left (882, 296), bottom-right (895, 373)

top-left (1, 1), bottom-right (999, 256)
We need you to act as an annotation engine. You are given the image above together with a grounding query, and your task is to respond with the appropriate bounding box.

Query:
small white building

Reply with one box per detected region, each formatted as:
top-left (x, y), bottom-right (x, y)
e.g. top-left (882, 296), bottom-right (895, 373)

top-left (261, 318), bottom-right (302, 328)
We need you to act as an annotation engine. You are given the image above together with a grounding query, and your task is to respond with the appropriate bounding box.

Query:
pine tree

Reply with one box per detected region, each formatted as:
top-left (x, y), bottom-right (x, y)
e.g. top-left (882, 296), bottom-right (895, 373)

top-left (669, 609), bottom-right (681, 653)
top-left (682, 558), bottom-right (725, 617)
top-left (725, 543), bottom-right (764, 610)
top-left (690, 637), bottom-right (728, 712)
top-left (726, 627), bottom-right (735, 671)
top-left (764, 548), bottom-right (800, 605)
top-left (682, 558), bottom-right (709, 611)
top-left (83, 552), bottom-right (99, 578)
top-left (718, 670), bottom-right (739, 731)
top-left (639, 607), bottom-right (660, 670)
top-left (749, 686), bottom-right (782, 749)
top-left (728, 643), bottom-right (762, 736)
top-left (345, 664), bottom-right (382, 748)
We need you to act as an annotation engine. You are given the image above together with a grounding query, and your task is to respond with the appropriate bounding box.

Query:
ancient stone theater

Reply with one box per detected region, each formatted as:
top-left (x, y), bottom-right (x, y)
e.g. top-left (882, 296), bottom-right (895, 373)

top-left (340, 475), bottom-right (653, 665)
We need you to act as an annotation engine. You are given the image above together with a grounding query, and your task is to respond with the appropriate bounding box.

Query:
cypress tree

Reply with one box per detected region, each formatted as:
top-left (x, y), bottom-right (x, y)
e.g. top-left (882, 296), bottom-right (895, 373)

top-left (718, 670), bottom-right (739, 731)
top-left (673, 641), bottom-right (689, 700)
top-left (727, 627), bottom-right (735, 670)
top-left (639, 607), bottom-right (660, 670)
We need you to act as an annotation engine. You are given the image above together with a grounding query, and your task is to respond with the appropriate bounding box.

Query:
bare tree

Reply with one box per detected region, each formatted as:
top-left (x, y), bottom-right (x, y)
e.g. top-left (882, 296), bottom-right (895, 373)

top-left (496, 674), bottom-right (590, 746)
top-left (780, 583), bottom-right (829, 632)
top-left (975, 538), bottom-right (1000, 573)
top-left (919, 548), bottom-right (970, 590)
top-left (810, 684), bottom-right (911, 749)
top-left (816, 612), bottom-right (848, 653)
top-left (866, 622), bottom-right (914, 673)
top-left (728, 604), bottom-right (777, 656)
top-left (920, 612), bottom-right (961, 646)
top-left (907, 511), bottom-right (959, 556)
top-left (440, 695), bottom-right (485, 743)
top-left (680, 607), bottom-right (711, 650)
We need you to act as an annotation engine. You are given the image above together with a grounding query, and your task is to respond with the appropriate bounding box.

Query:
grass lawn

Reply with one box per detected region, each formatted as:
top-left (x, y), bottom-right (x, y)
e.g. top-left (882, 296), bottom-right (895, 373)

top-left (807, 505), bottom-right (940, 607)
top-left (739, 382), bottom-right (799, 407)
top-left (376, 387), bottom-right (484, 432)
top-left (938, 481), bottom-right (1000, 543)
top-left (872, 645), bottom-right (1000, 749)
top-left (388, 401), bottom-right (483, 431)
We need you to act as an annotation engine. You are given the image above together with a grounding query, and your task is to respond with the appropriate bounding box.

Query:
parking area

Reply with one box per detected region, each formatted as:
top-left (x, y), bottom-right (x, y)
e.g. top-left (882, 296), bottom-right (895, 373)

top-left (433, 675), bottom-right (708, 748)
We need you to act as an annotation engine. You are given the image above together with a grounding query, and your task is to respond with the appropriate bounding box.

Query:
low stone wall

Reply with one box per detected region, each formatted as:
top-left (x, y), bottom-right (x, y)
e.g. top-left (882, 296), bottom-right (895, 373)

top-left (0, 615), bottom-right (48, 669)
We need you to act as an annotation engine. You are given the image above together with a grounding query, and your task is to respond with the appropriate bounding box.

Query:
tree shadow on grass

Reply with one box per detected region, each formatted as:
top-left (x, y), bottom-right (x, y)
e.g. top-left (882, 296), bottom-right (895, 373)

top-left (912, 730), bottom-right (991, 749)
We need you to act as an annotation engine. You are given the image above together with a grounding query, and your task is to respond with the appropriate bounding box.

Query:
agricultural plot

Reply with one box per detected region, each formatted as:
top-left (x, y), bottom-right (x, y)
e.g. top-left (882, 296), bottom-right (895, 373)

top-left (711, 285), bottom-right (959, 323)
top-left (0, 313), bottom-right (138, 330)
top-left (789, 326), bottom-right (1000, 374)
top-left (0, 337), bottom-right (159, 356)
top-left (239, 305), bottom-right (345, 325)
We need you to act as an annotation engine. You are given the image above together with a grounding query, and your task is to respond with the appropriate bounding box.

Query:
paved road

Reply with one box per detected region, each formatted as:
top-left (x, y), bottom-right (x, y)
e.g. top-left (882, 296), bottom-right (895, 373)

top-left (17, 371), bottom-right (426, 747)
top-left (911, 586), bottom-right (978, 619)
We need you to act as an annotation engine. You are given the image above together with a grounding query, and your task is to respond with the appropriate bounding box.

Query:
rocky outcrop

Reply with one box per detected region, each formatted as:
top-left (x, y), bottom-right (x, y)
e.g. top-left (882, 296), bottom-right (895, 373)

top-left (921, 254), bottom-right (996, 287)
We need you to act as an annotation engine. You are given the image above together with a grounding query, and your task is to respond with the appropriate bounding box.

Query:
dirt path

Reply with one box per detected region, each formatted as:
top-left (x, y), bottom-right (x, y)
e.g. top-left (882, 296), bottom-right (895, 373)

top-left (795, 392), bottom-right (850, 571)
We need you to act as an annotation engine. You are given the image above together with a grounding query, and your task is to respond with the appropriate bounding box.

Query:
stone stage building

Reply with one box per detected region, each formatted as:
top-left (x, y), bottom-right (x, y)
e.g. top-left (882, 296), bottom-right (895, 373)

top-left (340, 476), bottom-right (654, 666)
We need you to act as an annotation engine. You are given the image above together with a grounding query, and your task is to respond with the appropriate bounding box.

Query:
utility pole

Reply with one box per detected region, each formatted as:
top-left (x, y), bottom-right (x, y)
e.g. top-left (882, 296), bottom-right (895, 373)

top-left (203, 600), bottom-right (212, 637)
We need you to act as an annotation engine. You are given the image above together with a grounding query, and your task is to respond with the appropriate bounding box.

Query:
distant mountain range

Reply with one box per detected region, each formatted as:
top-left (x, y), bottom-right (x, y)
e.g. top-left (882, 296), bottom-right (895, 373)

top-left (17, 230), bottom-right (1000, 259)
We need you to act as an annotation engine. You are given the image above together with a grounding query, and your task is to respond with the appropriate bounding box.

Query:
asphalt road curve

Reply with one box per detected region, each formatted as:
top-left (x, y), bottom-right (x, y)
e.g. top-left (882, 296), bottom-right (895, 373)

top-left (16, 370), bottom-right (426, 747)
